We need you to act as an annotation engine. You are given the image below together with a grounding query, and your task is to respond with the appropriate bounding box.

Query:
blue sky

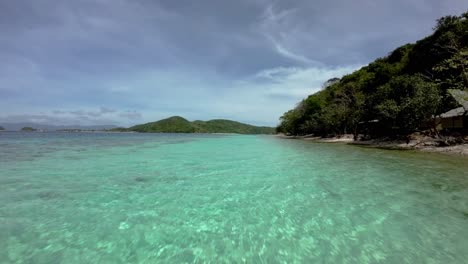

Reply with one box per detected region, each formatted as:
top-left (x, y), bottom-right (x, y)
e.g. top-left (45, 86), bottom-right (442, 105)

top-left (1, 0), bottom-right (467, 126)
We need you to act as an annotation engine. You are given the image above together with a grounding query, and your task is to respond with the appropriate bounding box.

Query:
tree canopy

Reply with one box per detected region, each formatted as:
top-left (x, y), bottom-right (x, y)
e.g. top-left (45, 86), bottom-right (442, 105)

top-left (277, 13), bottom-right (467, 137)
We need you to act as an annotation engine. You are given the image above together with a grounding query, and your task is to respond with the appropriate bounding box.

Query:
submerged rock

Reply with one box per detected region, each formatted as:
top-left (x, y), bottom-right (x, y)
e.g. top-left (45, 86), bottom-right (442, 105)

top-left (133, 176), bottom-right (149, 182)
top-left (37, 191), bottom-right (62, 200)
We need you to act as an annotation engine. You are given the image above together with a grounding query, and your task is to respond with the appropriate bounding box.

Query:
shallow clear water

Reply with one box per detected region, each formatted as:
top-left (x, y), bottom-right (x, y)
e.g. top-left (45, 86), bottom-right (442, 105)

top-left (1, 132), bottom-right (468, 263)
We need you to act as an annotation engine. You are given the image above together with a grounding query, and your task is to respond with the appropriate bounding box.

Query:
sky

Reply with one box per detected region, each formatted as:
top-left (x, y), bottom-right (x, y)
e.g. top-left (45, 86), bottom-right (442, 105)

top-left (1, 0), bottom-right (467, 127)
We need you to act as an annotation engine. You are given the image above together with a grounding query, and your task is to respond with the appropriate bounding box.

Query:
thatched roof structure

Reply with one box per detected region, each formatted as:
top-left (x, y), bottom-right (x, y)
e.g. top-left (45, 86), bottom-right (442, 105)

top-left (440, 107), bottom-right (466, 118)
top-left (440, 89), bottom-right (468, 118)
top-left (448, 89), bottom-right (468, 110)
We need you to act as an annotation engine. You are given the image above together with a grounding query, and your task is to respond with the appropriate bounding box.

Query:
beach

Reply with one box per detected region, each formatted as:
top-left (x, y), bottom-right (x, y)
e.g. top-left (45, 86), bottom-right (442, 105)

top-left (277, 134), bottom-right (468, 157)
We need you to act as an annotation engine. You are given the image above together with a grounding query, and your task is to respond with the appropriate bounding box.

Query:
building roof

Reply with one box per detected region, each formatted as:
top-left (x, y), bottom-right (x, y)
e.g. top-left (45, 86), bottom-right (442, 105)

top-left (440, 89), bottom-right (468, 118)
top-left (440, 106), bottom-right (466, 118)
top-left (448, 89), bottom-right (468, 110)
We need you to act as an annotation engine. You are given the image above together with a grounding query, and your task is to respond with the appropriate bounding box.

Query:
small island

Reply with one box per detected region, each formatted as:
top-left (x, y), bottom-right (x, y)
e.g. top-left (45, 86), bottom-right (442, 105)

top-left (111, 116), bottom-right (275, 134)
top-left (0, 126), bottom-right (4, 131)
top-left (21, 127), bottom-right (37, 132)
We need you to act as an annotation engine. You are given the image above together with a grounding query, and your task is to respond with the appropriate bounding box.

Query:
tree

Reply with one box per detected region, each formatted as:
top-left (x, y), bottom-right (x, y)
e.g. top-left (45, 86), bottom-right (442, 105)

top-left (0, 126), bottom-right (4, 131)
top-left (277, 109), bottom-right (302, 135)
top-left (322, 77), bottom-right (340, 89)
top-left (432, 31), bottom-right (468, 90)
top-left (374, 75), bottom-right (441, 133)
top-left (319, 83), bottom-right (365, 135)
top-left (433, 15), bottom-right (461, 31)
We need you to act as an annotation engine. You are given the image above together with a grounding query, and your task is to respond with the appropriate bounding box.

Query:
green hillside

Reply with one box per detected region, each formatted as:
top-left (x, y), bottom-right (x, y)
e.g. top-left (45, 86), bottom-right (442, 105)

top-left (277, 12), bottom-right (468, 137)
top-left (193, 119), bottom-right (275, 134)
top-left (130, 116), bottom-right (196, 133)
top-left (127, 116), bottom-right (274, 134)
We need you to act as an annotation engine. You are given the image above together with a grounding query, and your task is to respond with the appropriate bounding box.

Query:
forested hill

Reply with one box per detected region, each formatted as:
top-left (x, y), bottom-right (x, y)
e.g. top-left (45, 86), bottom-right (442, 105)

top-left (119, 116), bottom-right (275, 134)
top-left (277, 12), bottom-right (468, 137)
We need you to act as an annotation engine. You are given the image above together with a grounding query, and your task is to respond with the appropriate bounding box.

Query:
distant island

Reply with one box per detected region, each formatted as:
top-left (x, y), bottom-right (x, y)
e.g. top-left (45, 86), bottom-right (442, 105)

top-left (112, 116), bottom-right (275, 134)
top-left (21, 127), bottom-right (37, 132)
top-left (0, 123), bottom-right (118, 132)
top-left (0, 126), bottom-right (4, 131)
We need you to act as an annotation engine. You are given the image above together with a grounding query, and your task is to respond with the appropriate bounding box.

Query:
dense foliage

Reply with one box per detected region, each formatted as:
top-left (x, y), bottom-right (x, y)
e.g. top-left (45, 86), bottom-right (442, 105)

top-left (277, 13), bottom-right (468, 137)
top-left (127, 116), bottom-right (275, 134)
top-left (192, 119), bottom-right (274, 134)
top-left (0, 126), bottom-right (4, 131)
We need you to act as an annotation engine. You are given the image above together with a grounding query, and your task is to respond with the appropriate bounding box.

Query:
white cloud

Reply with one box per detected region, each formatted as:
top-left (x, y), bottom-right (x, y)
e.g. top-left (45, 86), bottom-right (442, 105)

top-left (270, 37), bottom-right (314, 64)
top-left (250, 65), bottom-right (361, 98)
top-left (100, 107), bottom-right (117, 114)
top-left (91, 65), bottom-right (361, 126)
top-left (259, 5), bottom-right (317, 65)
top-left (119, 111), bottom-right (142, 120)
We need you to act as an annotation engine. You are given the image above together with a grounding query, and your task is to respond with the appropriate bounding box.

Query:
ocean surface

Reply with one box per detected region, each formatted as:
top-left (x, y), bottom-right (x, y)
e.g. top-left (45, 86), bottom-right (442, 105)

top-left (1, 132), bottom-right (467, 263)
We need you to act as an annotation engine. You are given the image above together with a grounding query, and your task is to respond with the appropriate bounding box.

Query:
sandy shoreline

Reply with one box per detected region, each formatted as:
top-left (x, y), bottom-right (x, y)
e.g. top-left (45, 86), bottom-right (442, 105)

top-left (276, 134), bottom-right (468, 157)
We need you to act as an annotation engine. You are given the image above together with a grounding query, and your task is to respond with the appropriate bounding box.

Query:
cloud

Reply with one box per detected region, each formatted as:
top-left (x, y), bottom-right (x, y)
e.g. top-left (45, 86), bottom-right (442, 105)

top-left (0, 107), bottom-right (137, 126)
top-left (66, 107), bottom-right (117, 118)
top-left (271, 41), bottom-right (315, 65)
top-left (69, 110), bottom-right (86, 116)
top-left (119, 111), bottom-right (142, 120)
top-left (250, 65), bottom-right (362, 98)
top-left (100, 107), bottom-right (116, 114)
top-left (0, 114), bottom-right (64, 124)
top-left (82, 65), bottom-right (359, 126)
top-left (0, 113), bottom-right (117, 126)
top-left (260, 5), bottom-right (316, 65)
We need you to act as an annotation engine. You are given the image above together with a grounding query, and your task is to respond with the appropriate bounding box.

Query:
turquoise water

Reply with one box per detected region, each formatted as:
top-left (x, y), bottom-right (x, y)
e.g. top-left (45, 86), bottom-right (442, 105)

top-left (1, 132), bottom-right (468, 263)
